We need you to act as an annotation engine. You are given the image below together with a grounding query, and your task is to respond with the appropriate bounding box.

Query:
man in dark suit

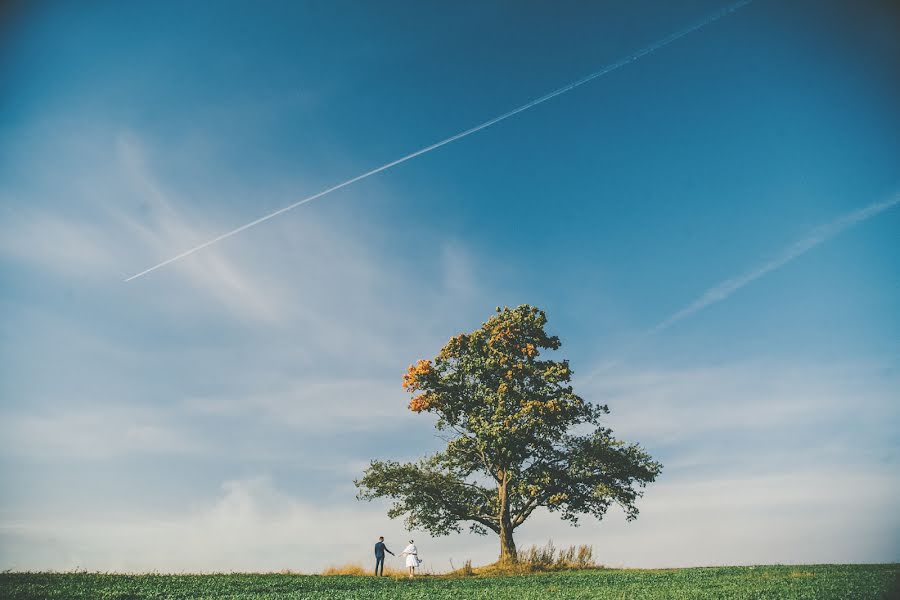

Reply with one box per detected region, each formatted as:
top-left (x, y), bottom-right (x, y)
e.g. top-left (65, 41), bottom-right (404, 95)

top-left (374, 536), bottom-right (394, 576)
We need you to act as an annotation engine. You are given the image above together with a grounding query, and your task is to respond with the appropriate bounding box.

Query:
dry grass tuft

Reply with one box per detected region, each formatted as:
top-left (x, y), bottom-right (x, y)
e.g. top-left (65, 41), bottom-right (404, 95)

top-left (321, 563), bottom-right (407, 577)
top-left (452, 541), bottom-right (602, 576)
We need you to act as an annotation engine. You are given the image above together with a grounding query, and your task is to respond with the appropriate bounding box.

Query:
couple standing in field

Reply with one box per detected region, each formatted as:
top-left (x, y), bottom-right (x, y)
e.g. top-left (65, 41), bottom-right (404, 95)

top-left (374, 536), bottom-right (421, 577)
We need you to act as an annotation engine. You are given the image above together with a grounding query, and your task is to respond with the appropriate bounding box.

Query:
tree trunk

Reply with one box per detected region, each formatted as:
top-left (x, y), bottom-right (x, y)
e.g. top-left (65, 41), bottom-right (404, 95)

top-left (499, 520), bottom-right (517, 563)
top-left (497, 474), bottom-right (518, 563)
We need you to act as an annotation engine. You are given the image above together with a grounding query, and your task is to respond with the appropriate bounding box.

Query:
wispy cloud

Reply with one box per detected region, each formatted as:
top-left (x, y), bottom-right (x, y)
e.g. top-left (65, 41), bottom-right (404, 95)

top-left (182, 377), bottom-right (420, 432)
top-left (0, 212), bottom-right (118, 276)
top-left (0, 408), bottom-right (211, 460)
top-left (114, 133), bottom-right (288, 322)
top-left (0, 132), bottom-right (289, 322)
top-left (583, 359), bottom-right (899, 446)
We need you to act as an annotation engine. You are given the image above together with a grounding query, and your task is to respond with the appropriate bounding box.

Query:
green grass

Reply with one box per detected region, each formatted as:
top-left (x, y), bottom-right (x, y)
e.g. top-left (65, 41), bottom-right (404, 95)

top-left (2, 564), bottom-right (898, 599)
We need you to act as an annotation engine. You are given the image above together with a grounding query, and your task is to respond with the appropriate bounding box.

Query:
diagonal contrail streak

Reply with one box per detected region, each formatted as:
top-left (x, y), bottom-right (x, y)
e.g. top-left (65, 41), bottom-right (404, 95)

top-left (125, 0), bottom-right (753, 281)
top-left (648, 192), bottom-right (900, 335)
top-left (591, 192), bottom-right (900, 374)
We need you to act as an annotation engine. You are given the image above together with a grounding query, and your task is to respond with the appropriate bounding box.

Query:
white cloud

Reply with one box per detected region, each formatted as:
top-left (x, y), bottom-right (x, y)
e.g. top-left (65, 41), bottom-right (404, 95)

top-left (0, 408), bottom-right (210, 460)
top-left (583, 360), bottom-right (898, 446)
top-left (0, 477), bottom-right (391, 572)
top-left (183, 377), bottom-right (418, 431)
top-left (3, 463), bottom-right (896, 573)
top-left (512, 466), bottom-right (900, 568)
top-left (0, 211), bottom-right (118, 276)
top-left (113, 132), bottom-right (289, 322)
top-left (0, 134), bottom-right (288, 322)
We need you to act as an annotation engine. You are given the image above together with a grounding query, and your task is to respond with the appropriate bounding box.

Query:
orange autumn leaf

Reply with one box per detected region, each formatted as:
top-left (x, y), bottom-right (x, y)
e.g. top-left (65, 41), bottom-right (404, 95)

top-left (402, 359), bottom-right (433, 392)
top-left (409, 393), bottom-right (436, 413)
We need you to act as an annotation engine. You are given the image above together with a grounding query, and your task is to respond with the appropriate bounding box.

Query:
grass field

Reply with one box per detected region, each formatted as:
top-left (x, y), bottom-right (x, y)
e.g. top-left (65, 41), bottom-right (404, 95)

top-left (2, 564), bottom-right (898, 599)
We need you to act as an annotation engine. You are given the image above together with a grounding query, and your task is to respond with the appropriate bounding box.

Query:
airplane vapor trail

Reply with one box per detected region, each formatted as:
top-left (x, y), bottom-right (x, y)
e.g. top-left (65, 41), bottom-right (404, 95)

top-left (588, 192), bottom-right (900, 375)
top-left (125, 0), bottom-right (753, 281)
top-left (648, 192), bottom-right (900, 336)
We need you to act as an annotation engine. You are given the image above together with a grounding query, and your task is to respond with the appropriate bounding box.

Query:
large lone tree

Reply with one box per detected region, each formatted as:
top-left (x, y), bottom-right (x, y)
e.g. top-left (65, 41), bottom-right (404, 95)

top-left (355, 305), bottom-right (662, 562)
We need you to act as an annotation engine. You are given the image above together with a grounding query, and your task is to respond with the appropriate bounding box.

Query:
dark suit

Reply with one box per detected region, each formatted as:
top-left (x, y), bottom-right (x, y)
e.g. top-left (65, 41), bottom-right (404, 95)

top-left (374, 541), bottom-right (393, 575)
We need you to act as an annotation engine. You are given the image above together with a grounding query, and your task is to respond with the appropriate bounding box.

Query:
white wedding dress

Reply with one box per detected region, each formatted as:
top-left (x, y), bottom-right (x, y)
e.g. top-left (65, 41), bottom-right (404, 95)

top-left (403, 543), bottom-right (420, 568)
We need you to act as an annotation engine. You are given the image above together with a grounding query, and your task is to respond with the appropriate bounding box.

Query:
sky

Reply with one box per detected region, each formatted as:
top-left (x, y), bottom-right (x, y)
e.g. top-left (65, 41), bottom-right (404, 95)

top-left (1, 0), bottom-right (898, 572)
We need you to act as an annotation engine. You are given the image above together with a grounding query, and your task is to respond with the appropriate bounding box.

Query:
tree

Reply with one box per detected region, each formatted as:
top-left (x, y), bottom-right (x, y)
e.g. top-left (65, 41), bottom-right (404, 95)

top-left (355, 305), bottom-right (662, 563)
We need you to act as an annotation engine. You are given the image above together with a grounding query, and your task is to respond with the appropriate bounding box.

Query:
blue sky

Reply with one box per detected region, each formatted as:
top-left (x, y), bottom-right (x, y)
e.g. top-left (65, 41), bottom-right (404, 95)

top-left (1, 0), bottom-right (898, 571)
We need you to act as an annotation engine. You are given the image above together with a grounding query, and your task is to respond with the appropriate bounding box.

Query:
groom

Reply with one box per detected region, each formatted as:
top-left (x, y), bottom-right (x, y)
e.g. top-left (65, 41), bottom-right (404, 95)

top-left (374, 536), bottom-right (394, 576)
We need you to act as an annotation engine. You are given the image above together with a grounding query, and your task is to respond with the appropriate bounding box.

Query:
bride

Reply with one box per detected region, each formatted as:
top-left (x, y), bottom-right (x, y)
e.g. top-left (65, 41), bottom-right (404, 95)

top-left (400, 540), bottom-right (422, 577)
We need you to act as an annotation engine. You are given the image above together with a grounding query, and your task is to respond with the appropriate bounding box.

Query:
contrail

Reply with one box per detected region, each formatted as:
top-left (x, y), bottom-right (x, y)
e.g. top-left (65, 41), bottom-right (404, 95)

top-left (648, 192), bottom-right (900, 335)
top-left (125, 0), bottom-right (753, 281)
top-left (590, 192), bottom-right (900, 374)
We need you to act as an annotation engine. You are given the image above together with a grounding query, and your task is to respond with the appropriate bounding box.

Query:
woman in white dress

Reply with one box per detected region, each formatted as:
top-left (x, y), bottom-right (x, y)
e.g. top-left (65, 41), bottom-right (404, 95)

top-left (401, 540), bottom-right (421, 577)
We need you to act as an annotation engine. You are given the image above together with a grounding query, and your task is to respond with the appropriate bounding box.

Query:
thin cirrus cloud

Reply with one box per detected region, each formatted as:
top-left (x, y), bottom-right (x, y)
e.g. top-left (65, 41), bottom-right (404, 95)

top-left (0, 133), bottom-right (285, 322)
top-left (114, 134), bottom-right (288, 322)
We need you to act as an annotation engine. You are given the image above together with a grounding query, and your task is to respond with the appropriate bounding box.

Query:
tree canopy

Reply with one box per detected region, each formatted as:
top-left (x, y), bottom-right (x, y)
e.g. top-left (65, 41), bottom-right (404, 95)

top-left (355, 305), bottom-right (662, 562)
